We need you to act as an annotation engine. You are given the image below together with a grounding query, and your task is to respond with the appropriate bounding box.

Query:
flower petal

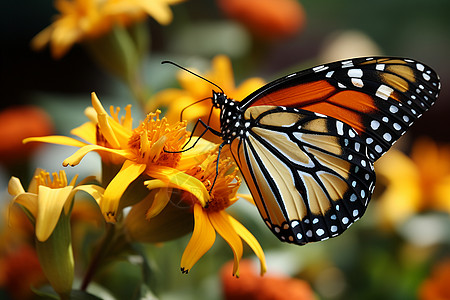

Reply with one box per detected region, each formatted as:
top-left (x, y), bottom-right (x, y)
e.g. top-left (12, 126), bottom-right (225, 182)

top-left (8, 176), bottom-right (25, 196)
top-left (132, 0), bottom-right (175, 25)
top-left (70, 121), bottom-right (97, 144)
top-left (101, 160), bottom-right (146, 222)
top-left (145, 187), bottom-right (171, 219)
top-left (23, 135), bottom-right (88, 148)
top-left (11, 193), bottom-right (39, 220)
top-left (178, 138), bottom-right (218, 170)
top-left (233, 77), bottom-right (265, 100)
top-left (62, 144), bottom-right (130, 166)
top-left (72, 184), bottom-right (105, 214)
top-left (237, 193), bottom-right (255, 205)
top-left (36, 186), bottom-right (74, 242)
top-left (209, 210), bottom-right (243, 277)
top-left (31, 25), bottom-right (53, 51)
top-left (91, 93), bottom-right (121, 148)
top-left (210, 55), bottom-right (234, 92)
top-left (228, 215), bottom-right (267, 275)
top-left (146, 166), bottom-right (209, 207)
top-left (180, 204), bottom-right (216, 274)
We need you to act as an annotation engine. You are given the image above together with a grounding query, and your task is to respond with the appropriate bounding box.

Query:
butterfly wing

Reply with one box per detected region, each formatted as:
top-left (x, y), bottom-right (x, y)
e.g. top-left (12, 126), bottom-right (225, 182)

top-left (226, 57), bottom-right (440, 244)
top-left (230, 106), bottom-right (375, 244)
top-left (239, 57), bottom-right (440, 160)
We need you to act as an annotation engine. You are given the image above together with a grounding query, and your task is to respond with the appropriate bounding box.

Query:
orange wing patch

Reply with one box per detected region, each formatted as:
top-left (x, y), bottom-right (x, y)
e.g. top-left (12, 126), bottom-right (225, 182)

top-left (303, 90), bottom-right (377, 135)
top-left (249, 80), bottom-right (337, 107)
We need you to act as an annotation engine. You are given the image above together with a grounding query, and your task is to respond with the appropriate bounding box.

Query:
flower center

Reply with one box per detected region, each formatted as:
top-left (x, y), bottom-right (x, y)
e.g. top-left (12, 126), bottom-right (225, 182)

top-left (35, 170), bottom-right (69, 189)
top-left (128, 110), bottom-right (188, 168)
top-left (183, 156), bottom-right (241, 212)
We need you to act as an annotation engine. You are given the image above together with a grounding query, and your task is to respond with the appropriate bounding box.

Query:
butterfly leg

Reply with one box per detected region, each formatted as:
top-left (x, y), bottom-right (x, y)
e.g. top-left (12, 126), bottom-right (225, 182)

top-left (182, 118), bottom-right (221, 150)
top-left (164, 119), bottom-right (221, 153)
top-left (210, 142), bottom-right (225, 192)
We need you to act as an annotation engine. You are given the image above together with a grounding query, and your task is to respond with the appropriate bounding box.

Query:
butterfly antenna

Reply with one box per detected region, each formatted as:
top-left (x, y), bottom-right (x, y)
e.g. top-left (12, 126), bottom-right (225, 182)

top-left (179, 97), bottom-right (211, 122)
top-left (162, 60), bottom-right (224, 93)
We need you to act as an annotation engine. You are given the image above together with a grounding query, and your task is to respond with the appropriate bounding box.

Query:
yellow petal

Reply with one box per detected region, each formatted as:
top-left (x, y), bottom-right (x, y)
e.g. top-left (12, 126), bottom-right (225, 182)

top-left (63, 145), bottom-right (130, 166)
top-left (72, 185), bottom-right (105, 213)
top-left (133, 0), bottom-right (174, 25)
top-left (36, 186), bottom-right (74, 242)
top-left (236, 193), bottom-right (255, 206)
top-left (105, 114), bottom-right (133, 147)
top-left (178, 138), bottom-right (218, 170)
top-left (70, 121), bottom-right (97, 144)
top-left (209, 210), bottom-right (243, 277)
top-left (147, 89), bottom-right (185, 108)
top-left (8, 177), bottom-right (25, 196)
top-left (375, 150), bottom-right (422, 226)
top-left (31, 25), bottom-right (53, 51)
top-left (11, 193), bottom-right (38, 219)
top-left (91, 93), bottom-right (121, 148)
top-left (145, 188), bottom-right (171, 219)
top-left (101, 160), bottom-right (146, 222)
top-left (210, 55), bottom-right (234, 91)
top-left (146, 166), bottom-right (209, 207)
top-left (431, 176), bottom-right (450, 213)
top-left (23, 136), bottom-right (88, 148)
top-left (233, 77), bottom-right (266, 100)
top-left (180, 204), bottom-right (216, 274)
top-left (228, 215), bottom-right (266, 275)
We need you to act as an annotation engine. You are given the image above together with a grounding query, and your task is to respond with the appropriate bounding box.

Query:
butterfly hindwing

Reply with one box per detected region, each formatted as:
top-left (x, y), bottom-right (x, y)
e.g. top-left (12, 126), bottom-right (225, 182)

top-left (230, 106), bottom-right (375, 244)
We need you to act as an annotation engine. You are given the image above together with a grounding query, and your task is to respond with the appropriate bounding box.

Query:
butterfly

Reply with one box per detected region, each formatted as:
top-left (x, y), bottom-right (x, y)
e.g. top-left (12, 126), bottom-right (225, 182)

top-left (166, 57), bottom-right (440, 245)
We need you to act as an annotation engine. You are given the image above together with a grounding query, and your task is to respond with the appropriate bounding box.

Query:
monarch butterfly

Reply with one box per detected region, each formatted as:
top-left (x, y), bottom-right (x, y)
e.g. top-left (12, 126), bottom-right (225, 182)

top-left (166, 57), bottom-right (440, 245)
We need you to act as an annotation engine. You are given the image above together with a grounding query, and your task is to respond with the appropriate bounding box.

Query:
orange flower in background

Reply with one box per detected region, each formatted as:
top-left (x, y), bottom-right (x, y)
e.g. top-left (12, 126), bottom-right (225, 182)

top-left (32, 0), bottom-right (184, 59)
top-left (419, 259), bottom-right (450, 300)
top-left (0, 245), bottom-right (46, 300)
top-left (375, 137), bottom-right (450, 227)
top-left (149, 55), bottom-right (265, 143)
top-left (217, 0), bottom-right (306, 39)
top-left (221, 260), bottom-right (315, 300)
top-left (0, 106), bottom-right (53, 165)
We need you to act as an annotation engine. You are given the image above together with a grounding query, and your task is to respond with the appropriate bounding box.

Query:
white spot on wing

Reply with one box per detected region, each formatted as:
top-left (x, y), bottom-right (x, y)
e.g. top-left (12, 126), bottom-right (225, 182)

top-left (313, 65), bottom-right (329, 72)
top-left (336, 121), bottom-right (344, 135)
top-left (376, 64), bottom-right (385, 71)
top-left (351, 78), bottom-right (364, 88)
top-left (348, 69), bottom-right (363, 78)
top-left (376, 85), bottom-right (394, 100)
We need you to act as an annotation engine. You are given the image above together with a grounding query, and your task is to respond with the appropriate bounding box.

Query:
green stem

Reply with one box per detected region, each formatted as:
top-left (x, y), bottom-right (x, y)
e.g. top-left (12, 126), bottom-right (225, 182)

top-left (80, 223), bottom-right (116, 291)
top-left (126, 70), bottom-right (148, 112)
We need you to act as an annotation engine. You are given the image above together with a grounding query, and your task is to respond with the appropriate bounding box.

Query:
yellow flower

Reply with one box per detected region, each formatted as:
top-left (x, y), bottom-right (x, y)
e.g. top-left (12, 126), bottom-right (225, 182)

top-left (144, 152), bottom-right (266, 277)
top-left (148, 55), bottom-right (266, 143)
top-left (8, 169), bottom-right (103, 297)
top-left (8, 169), bottom-right (103, 242)
top-left (375, 137), bottom-right (450, 227)
top-left (31, 0), bottom-right (184, 59)
top-left (24, 93), bottom-right (215, 223)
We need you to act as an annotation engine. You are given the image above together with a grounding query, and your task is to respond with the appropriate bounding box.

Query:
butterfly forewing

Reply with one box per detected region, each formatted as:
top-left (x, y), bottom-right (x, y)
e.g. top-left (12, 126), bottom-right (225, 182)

top-left (240, 57), bottom-right (440, 160)
top-left (230, 106), bottom-right (375, 244)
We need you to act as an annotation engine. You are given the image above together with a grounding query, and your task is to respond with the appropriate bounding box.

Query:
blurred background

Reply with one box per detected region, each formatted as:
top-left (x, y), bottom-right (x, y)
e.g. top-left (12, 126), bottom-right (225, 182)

top-left (1, 0), bottom-right (449, 299)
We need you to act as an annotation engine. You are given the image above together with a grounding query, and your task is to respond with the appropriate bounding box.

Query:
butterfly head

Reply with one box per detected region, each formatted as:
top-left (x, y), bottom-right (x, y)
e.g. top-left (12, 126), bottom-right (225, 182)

top-left (212, 91), bottom-right (228, 109)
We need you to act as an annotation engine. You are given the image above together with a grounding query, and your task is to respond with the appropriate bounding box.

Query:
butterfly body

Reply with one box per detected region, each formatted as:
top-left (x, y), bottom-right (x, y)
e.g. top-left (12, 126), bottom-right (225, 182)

top-left (208, 57), bottom-right (440, 245)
